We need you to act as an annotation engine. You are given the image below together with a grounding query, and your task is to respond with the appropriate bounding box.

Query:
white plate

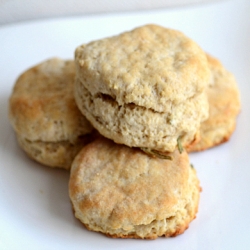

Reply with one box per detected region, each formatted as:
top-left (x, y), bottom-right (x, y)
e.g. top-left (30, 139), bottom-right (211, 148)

top-left (0, 0), bottom-right (249, 249)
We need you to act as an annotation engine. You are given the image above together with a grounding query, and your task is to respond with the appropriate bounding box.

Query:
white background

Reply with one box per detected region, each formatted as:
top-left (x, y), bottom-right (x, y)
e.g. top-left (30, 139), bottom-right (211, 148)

top-left (0, 0), bottom-right (222, 25)
top-left (0, 0), bottom-right (250, 249)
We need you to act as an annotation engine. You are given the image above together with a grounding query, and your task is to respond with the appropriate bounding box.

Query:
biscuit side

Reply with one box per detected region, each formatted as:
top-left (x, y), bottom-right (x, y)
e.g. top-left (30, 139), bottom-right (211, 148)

top-left (74, 78), bottom-right (208, 152)
top-left (17, 134), bottom-right (94, 170)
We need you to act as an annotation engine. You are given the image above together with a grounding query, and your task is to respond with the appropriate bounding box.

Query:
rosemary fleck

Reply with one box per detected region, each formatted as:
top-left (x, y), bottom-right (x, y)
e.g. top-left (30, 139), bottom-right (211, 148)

top-left (177, 137), bottom-right (184, 154)
top-left (140, 148), bottom-right (173, 160)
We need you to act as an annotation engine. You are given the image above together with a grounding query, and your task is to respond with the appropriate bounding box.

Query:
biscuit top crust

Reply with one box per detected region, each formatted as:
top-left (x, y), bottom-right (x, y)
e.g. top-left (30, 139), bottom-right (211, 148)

top-left (69, 137), bottom-right (194, 230)
top-left (9, 58), bottom-right (93, 142)
top-left (75, 24), bottom-right (210, 112)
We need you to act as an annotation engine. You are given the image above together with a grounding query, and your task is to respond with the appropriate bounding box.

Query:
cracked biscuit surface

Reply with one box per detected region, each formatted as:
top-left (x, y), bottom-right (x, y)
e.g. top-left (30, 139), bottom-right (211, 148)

top-left (9, 58), bottom-right (93, 169)
top-left (187, 54), bottom-right (241, 152)
top-left (74, 24), bottom-right (210, 152)
top-left (75, 78), bottom-right (207, 151)
top-left (69, 137), bottom-right (200, 239)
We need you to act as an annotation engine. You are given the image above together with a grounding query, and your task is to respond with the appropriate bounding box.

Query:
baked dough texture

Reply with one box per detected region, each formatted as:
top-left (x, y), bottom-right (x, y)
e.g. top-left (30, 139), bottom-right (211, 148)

top-left (74, 24), bottom-right (210, 152)
top-left (187, 54), bottom-right (241, 152)
top-left (75, 78), bottom-right (207, 151)
top-left (9, 58), bottom-right (93, 169)
top-left (69, 137), bottom-right (200, 239)
top-left (17, 135), bottom-right (93, 169)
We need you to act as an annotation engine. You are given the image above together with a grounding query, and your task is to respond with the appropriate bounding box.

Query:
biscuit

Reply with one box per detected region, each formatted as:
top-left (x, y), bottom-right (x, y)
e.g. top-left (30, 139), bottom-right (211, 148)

top-left (74, 24), bottom-right (210, 152)
top-left (69, 137), bottom-right (201, 239)
top-left (187, 54), bottom-right (241, 152)
top-left (9, 58), bottom-right (93, 169)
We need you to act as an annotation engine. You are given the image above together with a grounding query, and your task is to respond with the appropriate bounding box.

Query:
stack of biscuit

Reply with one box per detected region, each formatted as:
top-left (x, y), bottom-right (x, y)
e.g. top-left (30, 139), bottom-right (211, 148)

top-left (9, 24), bottom-right (240, 239)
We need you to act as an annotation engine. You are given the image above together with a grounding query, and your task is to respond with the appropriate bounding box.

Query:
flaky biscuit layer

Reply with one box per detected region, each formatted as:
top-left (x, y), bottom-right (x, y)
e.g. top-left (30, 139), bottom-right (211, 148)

top-left (17, 134), bottom-right (93, 170)
top-left (75, 78), bottom-right (208, 152)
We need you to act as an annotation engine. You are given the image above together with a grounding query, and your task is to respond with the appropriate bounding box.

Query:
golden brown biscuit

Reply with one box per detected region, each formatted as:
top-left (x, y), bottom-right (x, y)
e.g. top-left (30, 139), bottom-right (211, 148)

top-left (187, 54), bottom-right (241, 152)
top-left (9, 58), bottom-right (93, 169)
top-left (74, 24), bottom-right (210, 152)
top-left (69, 137), bottom-right (201, 239)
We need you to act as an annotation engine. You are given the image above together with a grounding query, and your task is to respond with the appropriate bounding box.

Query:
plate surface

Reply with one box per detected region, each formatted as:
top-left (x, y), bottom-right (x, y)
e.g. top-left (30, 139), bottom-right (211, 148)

top-left (1, 0), bottom-right (250, 249)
